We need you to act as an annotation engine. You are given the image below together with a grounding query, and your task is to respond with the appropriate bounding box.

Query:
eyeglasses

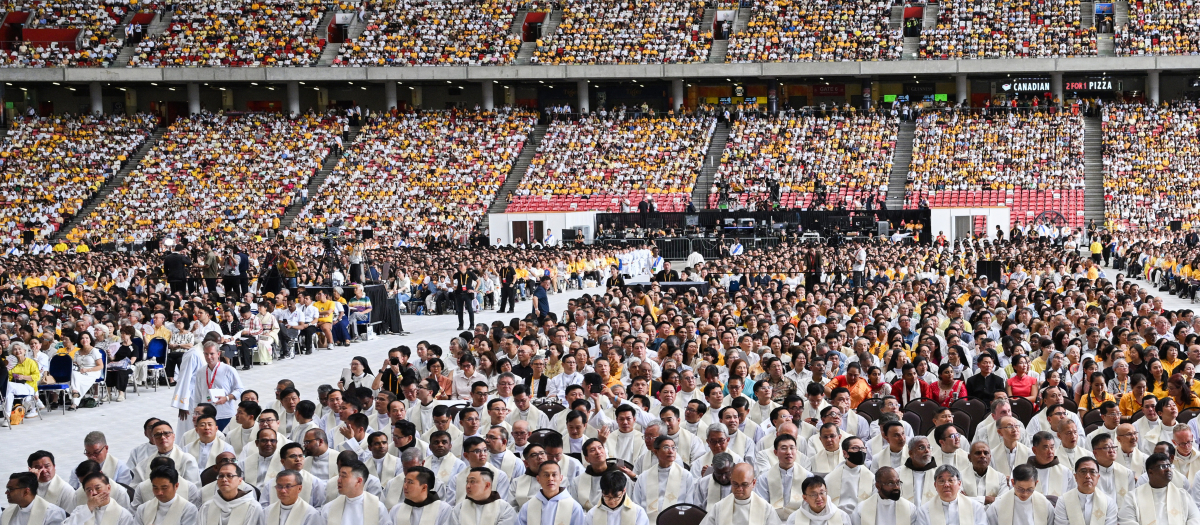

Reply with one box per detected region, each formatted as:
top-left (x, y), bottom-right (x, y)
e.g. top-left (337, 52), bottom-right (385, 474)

top-left (216, 474), bottom-right (241, 481)
top-left (276, 484), bottom-right (300, 490)
top-left (153, 431), bottom-right (174, 438)
top-left (259, 418), bottom-right (278, 424)
top-left (1077, 469), bottom-right (1099, 476)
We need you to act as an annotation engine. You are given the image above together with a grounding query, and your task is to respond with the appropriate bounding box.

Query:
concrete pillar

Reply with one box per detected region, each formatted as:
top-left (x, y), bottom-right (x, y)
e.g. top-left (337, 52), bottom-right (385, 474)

top-left (384, 82), bottom-right (398, 111)
top-left (1050, 72), bottom-right (1063, 105)
top-left (411, 86), bottom-right (423, 109)
top-left (956, 74), bottom-right (968, 105)
top-left (576, 80), bottom-right (589, 114)
top-left (672, 78), bottom-right (684, 111)
top-left (90, 82), bottom-right (103, 115)
top-left (1147, 70), bottom-right (1160, 104)
top-left (481, 81), bottom-right (494, 110)
top-left (187, 82), bottom-right (200, 115)
top-left (287, 81), bottom-right (300, 116)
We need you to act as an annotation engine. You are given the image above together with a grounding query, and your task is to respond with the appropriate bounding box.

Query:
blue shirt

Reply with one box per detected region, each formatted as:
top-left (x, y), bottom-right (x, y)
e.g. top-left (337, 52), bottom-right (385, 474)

top-left (533, 286), bottom-right (550, 317)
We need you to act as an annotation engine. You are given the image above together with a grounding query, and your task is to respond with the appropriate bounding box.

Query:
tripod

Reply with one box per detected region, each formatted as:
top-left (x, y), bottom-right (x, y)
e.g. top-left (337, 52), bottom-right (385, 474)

top-left (312, 238), bottom-right (343, 286)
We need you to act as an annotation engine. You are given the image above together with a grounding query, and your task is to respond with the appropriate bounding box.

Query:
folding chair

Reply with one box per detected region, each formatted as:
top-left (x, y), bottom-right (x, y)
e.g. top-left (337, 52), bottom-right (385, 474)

top-left (144, 339), bottom-right (168, 392)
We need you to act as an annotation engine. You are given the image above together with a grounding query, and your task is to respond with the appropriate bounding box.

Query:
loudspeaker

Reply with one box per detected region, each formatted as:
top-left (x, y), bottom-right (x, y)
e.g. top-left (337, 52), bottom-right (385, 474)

top-left (877, 221), bottom-right (890, 237)
top-left (977, 261), bottom-right (1003, 284)
top-left (1171, 220), bottom-right (1182, 231)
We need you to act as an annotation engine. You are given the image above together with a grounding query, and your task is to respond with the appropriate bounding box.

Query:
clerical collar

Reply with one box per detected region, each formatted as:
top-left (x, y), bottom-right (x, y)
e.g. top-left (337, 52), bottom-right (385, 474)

top-left (220, 490), bottom-right (249, 502)
top-left (404, 493), bottom-right (441, 508)
top-left (1026, 457), bottom-right (1060, 469)
top-left (905, 458), bottom-right (937, 472)
top-left (540, 489), bottom-right (563, 500)
top-left (466, 492), bottom-right (502, 505)
top-left (584, 464), bottom-right (608, 476)
top-left (972, 467), bottom-right (989, 477)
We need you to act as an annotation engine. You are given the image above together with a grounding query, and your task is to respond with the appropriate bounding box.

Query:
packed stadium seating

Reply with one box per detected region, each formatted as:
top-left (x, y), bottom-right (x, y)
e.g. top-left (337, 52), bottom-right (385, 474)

top-left (296, 109), bottom-right (536, 240)
top-left (127, 0), bottom-right (327, 67)
top-left (905, 110), bottom-right (1087, 227)
top-left (919, 0), bottom-right (1097, 59)
top-left (725, 0), bottom-right (901, 62)
top-left (708, 113), bottom-right (897, 209)
top-left (0, 113), bottom-right (157, 244)
top-left (506, 115), bottom-right (715, 213)
top-left (1116, 1), bottom-right (1200, 56)
top-left (0, 0), bottom-right (134, 66)
top-left (332, 0), bottom-right (522, 66)
top-left (64, 113), bottom-right (342, 245)
top-left (1102, 102), bottom-right (1200, 229)
top-left (532, 0), bottom-right (711, 64)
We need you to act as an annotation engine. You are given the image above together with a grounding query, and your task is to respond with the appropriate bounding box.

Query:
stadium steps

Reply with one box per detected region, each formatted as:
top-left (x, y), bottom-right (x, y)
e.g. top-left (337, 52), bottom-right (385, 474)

top-left (691, 121), bottom-right (729, 210)
top-left (922, 4), bottom-right (939, 30)
top-left (512, 10), bottom-right (528, 35)
top-left (902, 37), bottom-right (919, 60)
top-left (315, 11), bottom-right (337, 41)
top-left (113, 46), bottom-right (136, 67)
top-left (1097, 35), bottom-right (1115, 56)
top-left (700, 8), bottom-right (716, 34)
top-left (146, 10), bottom-right (172, 37)
top-left (732, 7), bottom-right (751, 34)
top-left (1084, 116), bottom-right (1106, 224)
top-left (488, 124), bottom-right (548, 215)
top-left (281, 126), bottom-right (359, 228)
top-left (543, 10), bottom-right (563, 39)
top-left (886, 121), bottom-right (915, 209)
top-left (1081, 2), bottom-right (1095, 28)
top-left (516, 43), bottom-right (536, 65)
top-left (889, 6), bottom-right (903, 29)
top-left (52, 126), bottom-right (166, 241)
top-left (318, 42), bottom-right (343, 66)
top-left (708, 40), bottom-right (728, 63)
top-left (1114, 0), bottom-right (1129, 27)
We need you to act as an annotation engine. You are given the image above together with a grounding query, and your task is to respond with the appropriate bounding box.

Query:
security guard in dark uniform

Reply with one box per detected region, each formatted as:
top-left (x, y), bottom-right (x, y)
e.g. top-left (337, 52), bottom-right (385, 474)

top-left (605, 266), bottom-right (626, 289)
top-left (452, 262), bottom-right (477, 330)
top-left (498, 263), bottom-right (517, 313)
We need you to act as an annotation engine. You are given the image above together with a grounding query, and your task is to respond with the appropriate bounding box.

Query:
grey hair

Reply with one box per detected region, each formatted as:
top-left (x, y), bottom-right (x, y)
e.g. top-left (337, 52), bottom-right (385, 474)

top-left (499, 372), bottom-right (518, 383)
top-left (711, 452), bottom-right (735, 471)
top-left (490, 425), bottom-right (511, 444)
top-left (400, 448), bottom-right (424, 464)
top-left (202, 340), bottom-right (220, 352)
top-left (276, 469), bottom-right (303, 485)
top-left (934, 464), bottom-right (961, 481)
top-left (84, 431), bottom-right (107, 448)
top-left (908, 436), bottom-right (929, 453)
top-left (643, 419), bottom-right (663, 434)
top-left (706, 423), bottom-right (727, 438)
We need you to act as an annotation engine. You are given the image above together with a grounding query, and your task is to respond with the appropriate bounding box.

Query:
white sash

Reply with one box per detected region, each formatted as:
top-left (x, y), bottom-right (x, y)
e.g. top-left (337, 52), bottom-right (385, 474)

top-left (494, 452), bottom-right (519, 479)
top-left (100, 454), bottom-right (120, 481)
top-left (824, 464), bottom-right (874, 505)
top-left (527, 493), bottom-right (574, 525)
top-left (140, 448), bottom-right (188, 481)
top-left (609, 431), bottom-right (643, 462)
top-left (140, 495), bottom-right (188, 525)
top-left (41, 477), bottom-right (70, 509)
top-left (767, 466), bottom-right (806, 510)
top-left (227, 426), bottom-right (254, 455)
top-left (706, 478), bottom-right (727, 509)
top-left (368, 454), bottom-right (399, 482)
top-left (900, 468), bottom-right (938, 504)
top-left (961, 468), bottom-right (1004, 499)
top-left (591, 498), bottom-right (639, 525)
top-left (811, 449), bottom-right (841, 474)
top-left (459, 500), bottom-right (503, 525)
top-left (244, 453), bottom-right (283, 486)
top-left (325, 494), bottom-right (381, 525)
top-left (392, 501), bottom-right (442, 525)
top-left (425, 454), bottom-right (459, 490)
top-left (1034, 464), bottom-right (1069, 497)
top-left (1135, 483), bottom-right (1187, 525)
top-left (1064, 490), bottom-right (1108, 525)
top-left (576, 473), bottom-right (601, 511)
top-left (792, 507), bottom-right (847, 525)
top-left (456, 465), bottom-right (498, 504)
top-left (84, 499), bottom-right (122, 525)
top-left (266, 500), bottom-right (311, 525)
top-left (1110, 464), bottom-right (1133, 500)
top-left (717, 493), bottom-right (771, 524)
top-left (857, 495), bottom-right (914, 525)
top-left (642, 465), bottom-right (683, 518)
top-left (513, 475), bottom-right (539, 508)
top-left (995, 490), bottom-right (1050, 525)
top-left (2, 496), bottom-right (48, 525)
top-left (188, 438), bottom-right (229, 469)
top-left (844, 411), bottom-right (860, 435)
top-left (269, 470), bottom-right (314, 506)
top-left (926, 495), bottom-right (976, 525)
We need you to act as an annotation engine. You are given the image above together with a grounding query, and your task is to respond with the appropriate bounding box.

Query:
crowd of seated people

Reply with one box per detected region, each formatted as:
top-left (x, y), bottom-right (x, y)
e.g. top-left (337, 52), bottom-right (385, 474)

top-left (333, 0), bottom-right (522, 66)
top-left (1103, 102), bottom-right (1200, 229)
top-left (127, 0), bottom-right (327, 67)
top-left (920, 0), bottom-right (1096, 59)
top-left (0, 113), bottom-right (158, 245)
top-left (532, 0), bottom-right (711, 64)
top-left (65, 112), bottom-right (343, 246)
top-left (725, 0), bottom-right (901, 63)
top-left (906, 109), bottom-right (1087, 226)
top-left (710, 110), bottom-right (896, 209)
top-left (511, 113), bottom-right (715, 212)
top-left (0, 0), bottom-right (131, 66)
top-left (1116, 0), bottom-right (1200, 56)
top-left (296, 108), bottom-right (536, 244)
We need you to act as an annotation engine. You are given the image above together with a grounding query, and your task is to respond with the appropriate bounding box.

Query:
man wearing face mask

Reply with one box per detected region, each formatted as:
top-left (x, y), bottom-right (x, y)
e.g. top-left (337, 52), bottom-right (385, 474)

top-left (824, 436), bottom-right (876, 515)
top-left (850, 467), bottom-right (918, 525)
top-left (699, 463), bottom-right (781, 525)
top-left (585, 470), bottom-right (649, 525)
top-left (688, 452), bottom-right (735, 510)
top-left (985, 465), bottom-right (1052, 525)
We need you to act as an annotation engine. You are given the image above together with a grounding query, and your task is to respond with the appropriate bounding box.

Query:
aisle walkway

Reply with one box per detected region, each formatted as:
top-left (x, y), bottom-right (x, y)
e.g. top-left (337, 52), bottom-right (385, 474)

top-left (0, 288), bottom-right (593, 476)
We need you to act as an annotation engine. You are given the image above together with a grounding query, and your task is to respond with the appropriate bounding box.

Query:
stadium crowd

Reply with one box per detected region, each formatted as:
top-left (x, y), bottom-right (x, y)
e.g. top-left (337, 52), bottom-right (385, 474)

top-left (1116, 0), bottom-right (1200, 56)
top-left (295, 108), bottom-right (537, 244)
top-left (919, 0), bottom-right (1097, 59)
top-left (710, 110), bottom-right (897, 208)
top-left (531, 0), bottom-right (711, 64)
top-left (0, 113), bottom-right (158, 245)
top-left (1102, 101), bottom-right (1200, 230)
top-left (725, 0), bottom-right (901, 63)
top-left (0, 0), bottom-right (129, 67)
top-left (5, 221), bottom-right (1200, 525)
top-left (512, 114), bottom-right (715, 207)
top-left (127, 0), bottom-right (327, 67)
top-left (332, 0), bottom-right (522, 67)
top-left (62, 112), bottom-right (344, 246)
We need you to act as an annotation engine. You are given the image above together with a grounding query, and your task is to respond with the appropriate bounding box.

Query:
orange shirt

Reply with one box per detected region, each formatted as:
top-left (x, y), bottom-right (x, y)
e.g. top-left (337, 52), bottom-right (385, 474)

top-left (827, 376), bottom-right (872, 408)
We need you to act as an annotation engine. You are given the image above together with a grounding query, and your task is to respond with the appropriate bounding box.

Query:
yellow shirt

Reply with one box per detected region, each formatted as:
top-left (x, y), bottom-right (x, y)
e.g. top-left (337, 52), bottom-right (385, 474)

top-left (314, 300), bottom-right (336, 323)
